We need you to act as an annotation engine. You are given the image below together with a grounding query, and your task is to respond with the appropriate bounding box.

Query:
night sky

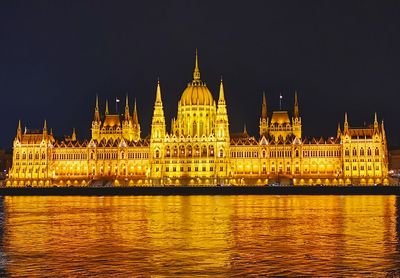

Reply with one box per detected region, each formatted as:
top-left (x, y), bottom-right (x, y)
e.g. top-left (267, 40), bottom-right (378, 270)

top-left (1, 1), bottom-right (400, 149)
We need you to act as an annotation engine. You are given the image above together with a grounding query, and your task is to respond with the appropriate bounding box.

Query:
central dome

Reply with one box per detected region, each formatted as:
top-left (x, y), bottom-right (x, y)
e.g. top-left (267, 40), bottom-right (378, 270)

top-left (180, 50), bottom-right (214, 106)
top-left (180, 82), bottom-right (214, 106)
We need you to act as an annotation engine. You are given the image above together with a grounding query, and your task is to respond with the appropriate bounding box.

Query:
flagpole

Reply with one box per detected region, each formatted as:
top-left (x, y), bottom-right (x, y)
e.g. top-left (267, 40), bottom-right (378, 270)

top-left (279, 94), bottom-right (282, 110)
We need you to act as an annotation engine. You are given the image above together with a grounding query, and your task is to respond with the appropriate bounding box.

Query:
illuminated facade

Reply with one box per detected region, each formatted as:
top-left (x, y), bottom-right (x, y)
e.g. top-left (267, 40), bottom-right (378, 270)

top-left (6, 53), bottom-right (389, 186)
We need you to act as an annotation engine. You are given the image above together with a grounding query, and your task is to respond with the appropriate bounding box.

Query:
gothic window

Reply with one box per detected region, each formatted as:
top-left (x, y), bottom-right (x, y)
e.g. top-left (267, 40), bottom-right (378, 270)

top-left (375, 148), bottom-right (379, 156)
top-left (360, 148), bottom-right (364, 156)
top-left (16, 152), bottom-right (20, 160)
top-left (192, 121), bottom-right (197, 136)
top-left (29, 153), bottom-right (32, 160)
top-left (345, 149), bottom-right (349, 156)
top-left (209, 146), bottom-right (214, 156)
top-left (367, 148), bottom-right (372, 156)
top-left (41, 153), bottom-right (45, 160)
top-left (295, 150), bottom-right (299, 157)
top-left (352, 148), bottom-right (357, 156)
top-left (219, 149), bottom-right (224, 158)
top-left (155, 149), bottom-right (160, 158)
top-left (201, 146), bottom-right (207, 157)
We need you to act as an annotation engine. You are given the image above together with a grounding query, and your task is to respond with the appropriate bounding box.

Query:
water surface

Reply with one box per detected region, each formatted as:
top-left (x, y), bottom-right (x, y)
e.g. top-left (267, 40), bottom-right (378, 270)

top-left (0, 196), bottom-right (399, 277)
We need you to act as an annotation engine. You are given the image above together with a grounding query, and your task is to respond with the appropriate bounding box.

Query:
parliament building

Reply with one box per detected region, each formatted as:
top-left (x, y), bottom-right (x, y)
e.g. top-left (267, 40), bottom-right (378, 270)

top-left (6, 53), bottom-right (389, 186)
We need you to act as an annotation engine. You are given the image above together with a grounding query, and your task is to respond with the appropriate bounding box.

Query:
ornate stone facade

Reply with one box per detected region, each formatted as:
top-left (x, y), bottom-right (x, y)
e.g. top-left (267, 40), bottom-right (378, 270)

top-left (6, 53), bottom-right (389, 186)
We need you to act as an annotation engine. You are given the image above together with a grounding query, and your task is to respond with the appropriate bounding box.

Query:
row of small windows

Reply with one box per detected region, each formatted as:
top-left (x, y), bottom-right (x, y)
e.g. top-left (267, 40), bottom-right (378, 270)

top-left (15, 153), bottom-right (46, 160)
top-left (231, 151), bottom-right (259, 158)
top-left (53, 153), bottom-right (88, 160)
top-left (345, 165), bottom-right (380, 171)
top-left (303, 150), bottom-right (340, 157)
top-left (344, 148), bottom-right (379, 156)
top-left (161, 166), bottom-right (223, 172)
top-left (164, 146), bottom-right (215, 158)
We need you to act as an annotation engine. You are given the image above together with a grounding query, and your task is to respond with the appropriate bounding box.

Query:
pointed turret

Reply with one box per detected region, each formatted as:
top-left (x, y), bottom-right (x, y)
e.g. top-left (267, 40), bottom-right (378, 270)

top-left (124, 94), bottom-right (130, 121)
top-left (155, 79), bottom-right (162, 105)
top-left (132, 98), bottom-right (139, 125)
top-left (151, 79), bottom-right (166, 140)
top-left (344, 112), bottom-right (349, 134)
top-left (374, 112), bottom-right (379, 132)
top-left (43, 119), bottom-right (48, 137)
top-left (262, 92), bottom-right (267, 120)
top-left (193, 49), bottom-right (200, 81)
top-left (216, 77), bottom-right (229, 141)
top-left (94, 95), bottom-right (101, 122)
top-left (17, 120), bottom-right (22, 141)
top-left (259, 92), bottom-right (268, 137)
top-left (337, 122), bottom-right (341, 138)
top-left (131, 98), bottom-right (141, 141)
top-left (218, 77), bottom-right (225, 103)
top-left (71, 128), bottom-right (76, 141)
top-left (105, 100), bottom-right (109, 115)
top-left (243, 124), bottom-right (248, 135)
top-left (294, 91), bottom-right (299, 119)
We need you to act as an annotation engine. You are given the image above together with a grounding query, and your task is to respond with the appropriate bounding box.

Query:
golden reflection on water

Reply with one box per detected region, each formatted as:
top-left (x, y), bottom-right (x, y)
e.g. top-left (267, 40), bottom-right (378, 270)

top-left (1, 196), bottom-right (399, 276)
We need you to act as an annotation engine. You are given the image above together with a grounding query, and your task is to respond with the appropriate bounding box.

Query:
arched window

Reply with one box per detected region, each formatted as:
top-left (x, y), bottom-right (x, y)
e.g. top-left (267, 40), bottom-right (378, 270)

top-left (201, 146), bottom-right (207, 157)
top-left (352, 148), bottom-right (357, 156)
top-left (180, 146), bottom-right (185, 157)
top-left (41, 153), bottom-right (46, 160)
top-left (367, 148), bottom-right (372, 156)
top-left (16, 152), bottom-right (20, 160)
top-left (192, 121), bottom-right (197, 136)
top-left (155, 149), bottom-right (160, 158)
top-left (295, 149), bottom-right (299, 157)
top-left (345, 149), bottom-right (349, 156)
top-left (219, 149), bottom-right (224, 158)
top-left (209, 146), bottom-right (214, 156)
top-left (360, 148), bottom-right (364, 156)
top-left (375, 148), bottom-right (379, 156)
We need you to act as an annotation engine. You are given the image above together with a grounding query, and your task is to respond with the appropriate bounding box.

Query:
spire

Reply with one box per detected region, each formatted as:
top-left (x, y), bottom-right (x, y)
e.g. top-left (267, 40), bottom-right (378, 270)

top-left (71, 128), bottom-right (76, 141)
top-left (374, 112), bottom-right (379, 132)
top-left (294, 91), bottom-right (299, 118)
top-left (94, 95), bottom-right (101, 122)
top-left (155, 78), bottom-right (162, 104)
top-left (261, 92), bottom-right (267, 120)
top-left (344, 112), bottom-right (349, 133)
top-left (43, 119), bottom-right (48, 137)
top-left (17, 120), bottom-right (22, 140)
top-left (218, 77), bottom-right (225, 103)
top-left (133, 98), bottom-right (139, 124)
top-left (243, 124), bottom-right (247, 134)
top-left (193, 49), bottom-right (200, 81)
top-left (105, 100), bottom-right (109, 115)
top-left (337, 122), bottom-right (341, 137)
top-left (124, 94), bottom-right (130, 120)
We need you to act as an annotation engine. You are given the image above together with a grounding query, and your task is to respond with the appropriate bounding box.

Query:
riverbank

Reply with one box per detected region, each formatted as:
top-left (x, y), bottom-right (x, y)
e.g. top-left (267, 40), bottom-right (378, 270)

top-left (0, 186), bottom-right (399, 196)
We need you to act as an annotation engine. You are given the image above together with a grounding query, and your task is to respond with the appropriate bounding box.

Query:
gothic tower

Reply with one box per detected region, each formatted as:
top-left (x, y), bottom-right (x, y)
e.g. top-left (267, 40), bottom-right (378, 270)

top-left (259, 92), bottom-right (268, 137)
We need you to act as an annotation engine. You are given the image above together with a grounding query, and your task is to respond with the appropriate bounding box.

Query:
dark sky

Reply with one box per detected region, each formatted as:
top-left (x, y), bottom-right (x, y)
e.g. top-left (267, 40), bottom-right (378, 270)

top-left (1, 1), bottom-right (400, 149)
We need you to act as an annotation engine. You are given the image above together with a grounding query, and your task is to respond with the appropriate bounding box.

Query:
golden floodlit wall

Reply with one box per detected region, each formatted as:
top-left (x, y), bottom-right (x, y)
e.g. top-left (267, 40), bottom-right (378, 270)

top-left (6, 53), bottom-right (389, 186)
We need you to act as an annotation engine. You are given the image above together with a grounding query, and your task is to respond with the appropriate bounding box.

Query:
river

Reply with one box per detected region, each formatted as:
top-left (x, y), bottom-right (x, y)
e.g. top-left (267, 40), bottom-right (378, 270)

top-left (0, 195), bottom-right (398, 277)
